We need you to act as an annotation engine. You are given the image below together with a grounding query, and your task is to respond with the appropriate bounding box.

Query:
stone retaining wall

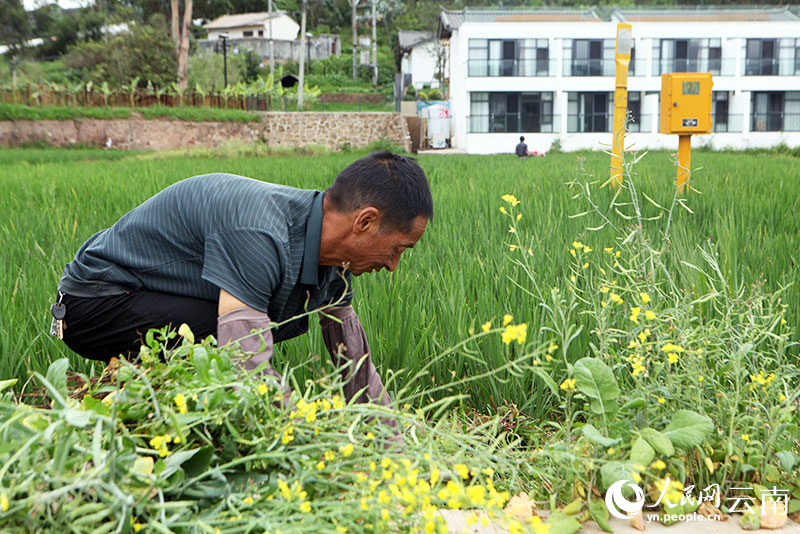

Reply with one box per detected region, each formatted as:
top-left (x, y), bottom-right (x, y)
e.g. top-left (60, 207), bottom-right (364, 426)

top-left (320, 93), bottom-right (386, 105)
top-left (0, 112), bottom-right (411, 152)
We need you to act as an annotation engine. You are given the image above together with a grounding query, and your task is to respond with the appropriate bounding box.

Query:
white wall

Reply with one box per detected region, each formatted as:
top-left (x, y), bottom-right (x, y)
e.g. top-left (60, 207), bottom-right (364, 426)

top-left (401, 41), bottom-right (445, 89)
top-left (206, 14), bottom-right (299, 41)
top-left (448, 16), bottom-right (800, 153)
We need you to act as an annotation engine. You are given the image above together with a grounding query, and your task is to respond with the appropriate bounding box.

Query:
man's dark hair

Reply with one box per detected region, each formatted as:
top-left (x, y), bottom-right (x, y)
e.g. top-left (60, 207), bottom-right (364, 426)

top-left (325, 150), bottom-right (434, 232)
top-left (520, 136), bottom-right (525, 142)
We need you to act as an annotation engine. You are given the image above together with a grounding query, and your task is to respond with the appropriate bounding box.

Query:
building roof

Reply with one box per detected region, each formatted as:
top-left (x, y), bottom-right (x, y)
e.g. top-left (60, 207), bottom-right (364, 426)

top-left (398, 30), bottom-right (434, 50)
top-left (613, 6), bottom-right (798, 22)
top-left (204, 11), bottom-right (284, 30)
top-left (439, 7), bottom-right (601, 38)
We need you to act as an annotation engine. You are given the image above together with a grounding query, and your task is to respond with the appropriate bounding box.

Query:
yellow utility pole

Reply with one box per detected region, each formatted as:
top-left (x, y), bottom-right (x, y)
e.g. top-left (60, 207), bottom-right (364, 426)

top-left (610, 23), bottom-right (632, 187)
top-left (659, 73), bottom-right (713, 193)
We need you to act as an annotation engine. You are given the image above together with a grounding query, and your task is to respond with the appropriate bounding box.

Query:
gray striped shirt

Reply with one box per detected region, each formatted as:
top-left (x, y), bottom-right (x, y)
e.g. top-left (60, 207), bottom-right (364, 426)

top-left (59, 173), bottom-right (352, 342)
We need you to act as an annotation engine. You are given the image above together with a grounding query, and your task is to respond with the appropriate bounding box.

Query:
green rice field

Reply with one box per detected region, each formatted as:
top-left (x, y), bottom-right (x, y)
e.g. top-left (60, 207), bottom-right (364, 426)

top-left (1, 146), bottom-right (797, 414)
top-left (1, 145), bottom-right (798, 531)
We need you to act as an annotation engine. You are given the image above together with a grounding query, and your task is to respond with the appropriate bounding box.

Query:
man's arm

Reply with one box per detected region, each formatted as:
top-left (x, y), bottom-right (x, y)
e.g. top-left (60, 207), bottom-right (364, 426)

top-left (217, 289), bottom-right (280, 378)
top-left (319, 305), bottom-right (392, 407)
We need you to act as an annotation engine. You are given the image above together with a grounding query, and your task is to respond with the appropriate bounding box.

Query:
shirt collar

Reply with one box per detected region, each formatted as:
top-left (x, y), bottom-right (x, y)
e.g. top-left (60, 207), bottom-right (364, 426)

top-left (300, 191), bottom-right (324, 286)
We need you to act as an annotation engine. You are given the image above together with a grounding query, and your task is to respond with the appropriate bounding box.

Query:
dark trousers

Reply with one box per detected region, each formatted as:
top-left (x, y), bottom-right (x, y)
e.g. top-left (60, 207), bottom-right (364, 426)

top-left (60, 290), bottom-right (218, 362)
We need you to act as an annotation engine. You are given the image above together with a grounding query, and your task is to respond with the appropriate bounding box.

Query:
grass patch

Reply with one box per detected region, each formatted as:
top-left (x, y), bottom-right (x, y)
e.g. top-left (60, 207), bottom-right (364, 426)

top-left (0, 103), bottom-right (263, 122)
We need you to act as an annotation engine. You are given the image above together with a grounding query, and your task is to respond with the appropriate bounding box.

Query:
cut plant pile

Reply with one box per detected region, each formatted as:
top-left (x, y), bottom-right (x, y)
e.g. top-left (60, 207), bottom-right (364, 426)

top-left (0, 327), bottom-right (556, 534)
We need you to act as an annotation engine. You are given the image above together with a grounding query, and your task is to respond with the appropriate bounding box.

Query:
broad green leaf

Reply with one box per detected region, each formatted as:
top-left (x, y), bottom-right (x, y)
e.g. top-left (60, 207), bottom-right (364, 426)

top-left (581, 424), bottom-right (622, 447)
top-left (82, 395), bottom-right (111, 417)
top-left (531, 366), bottom-right (559, 395)
top-left (160, 448), bottom-right (201, 479)
top-left (0, 378), bottom-right (18, 393)
top-left (775, 451), bottom-right (795, 472)
top-left (639, 428), bottom-right (675, 457)
top-left (182, 445), bottom-right (214, 478)
top-left (621, 398), bottom-right (646, 411)
top-left (663, 410), bottom-right (713, 448)
top-left (64, 408), bottom-right (92, 428)
top-left (45, 358), bottom-right (70, 401)
top-left (573, 357), bottom-right (619, 416)
top-left (630, 437), bottom-right (655, 466)
top-left (600, 461), bottom-right (637, 494)
top-left (589, 498), bottom-right (614, 533)
top-left (544, 510), bottom-right (582, 534)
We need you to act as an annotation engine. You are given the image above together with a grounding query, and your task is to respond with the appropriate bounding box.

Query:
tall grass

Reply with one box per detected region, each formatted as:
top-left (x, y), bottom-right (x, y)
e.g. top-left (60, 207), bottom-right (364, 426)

top-left (0, 148), bottom-right (797, 419)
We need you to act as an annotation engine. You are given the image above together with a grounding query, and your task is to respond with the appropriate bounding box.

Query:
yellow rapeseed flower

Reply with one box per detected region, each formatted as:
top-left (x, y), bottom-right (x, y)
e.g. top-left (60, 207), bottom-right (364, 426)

top-left (501, 323), bottom-right (527, 345)
top-left (503, 314), bottom-right (513, 326)
top-left (601, 286), bottom-right (610, 294)
top-left (640, 292), bottom-right (651, 304)
top-left (173, 392), bottom-right (188, 414)
top-left (570, 249), bottom-right (576, 258)
top-left (604, 247), bottom-right (614, 253)
top-left (572, 241), bottom-right (583, 249)
top-left (583, 245), bottom-right (592, 253)
top-left (501, 194), bottom-right (520, 206)
top-left (316, 461), bottom-right (325, 470)
top-left (299, 501), bottom-right (311, 513)
top-left (258, 383), bottom-right (268, 395)
top-left (657, 397), bottom-right (666, 404)
top-left (516, 213), bottom-right (522, 221)
top-left (499, 206), bottom-right (507, 214)
top-left (481, 321), bottom-right (491, 333)
top-left (667, 352), bottom-right (679, 364)
top-left (560, 378), bottom-right (576, 393)
top-left (0, 492), bottom-right (9, 512)
top-left (645, 310), bottom-right (656, 320)
top-left (454, 464), bottom-right (470, 479)
top-left (638, 329), bottom-right (651, 343)
top-left (651, 459), bottom-right (666, 470)
top-left (610, 293), bottom-right (623, 305)
top-left (742, 434), bottom-right (750, 443)
top-left (339, 444), bottom-right (354, 457)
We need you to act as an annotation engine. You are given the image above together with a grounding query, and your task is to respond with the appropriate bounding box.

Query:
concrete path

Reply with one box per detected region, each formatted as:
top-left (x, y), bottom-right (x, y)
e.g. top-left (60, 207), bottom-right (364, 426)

top-left (439, 510), bottom-right (800, 533)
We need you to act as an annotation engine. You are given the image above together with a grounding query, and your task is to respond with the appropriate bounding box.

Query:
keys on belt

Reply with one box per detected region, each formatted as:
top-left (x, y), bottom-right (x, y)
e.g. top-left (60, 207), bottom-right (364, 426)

top-left (50, 291), bottom-right (66, 340)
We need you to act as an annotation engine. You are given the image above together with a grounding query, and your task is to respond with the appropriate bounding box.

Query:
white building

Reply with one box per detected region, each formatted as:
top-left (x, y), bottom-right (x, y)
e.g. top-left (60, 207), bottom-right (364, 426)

top-left (438, 7), bottom-right (800, 154)
top-left (398, 30), bottom-right (447, 89)
top-left (204, 12), bottom-right (300, 41)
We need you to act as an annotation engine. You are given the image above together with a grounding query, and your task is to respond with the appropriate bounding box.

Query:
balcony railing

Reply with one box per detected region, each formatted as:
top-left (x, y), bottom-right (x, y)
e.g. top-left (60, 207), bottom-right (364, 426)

top-left (567, 113), bottom-right (612, 133)
top-left (744, 58), bottom-right (800, 76)
top-left (467, 114), bottom-right (557, 134)
top-left (467, 59), bottom-right (556, 77)
top-left (711, 114), bottom-right (744, 133)
top-left (751, 112), bottom-right (800, 131)
top-left (653, 57), bottom-right (736, 76)
top-left (562, 59), bottom-right (614, 77)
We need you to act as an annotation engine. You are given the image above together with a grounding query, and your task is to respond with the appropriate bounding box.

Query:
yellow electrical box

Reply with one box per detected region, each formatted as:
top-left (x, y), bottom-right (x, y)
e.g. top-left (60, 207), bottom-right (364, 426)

top-left (659, 73), bottom-right (713, 134)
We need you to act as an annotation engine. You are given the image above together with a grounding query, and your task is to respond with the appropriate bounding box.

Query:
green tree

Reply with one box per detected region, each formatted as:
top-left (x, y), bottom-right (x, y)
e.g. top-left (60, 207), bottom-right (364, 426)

top-left (0, 0), bottom-right (30, 58)
top-left (64, 23), bottom-right (177, 87)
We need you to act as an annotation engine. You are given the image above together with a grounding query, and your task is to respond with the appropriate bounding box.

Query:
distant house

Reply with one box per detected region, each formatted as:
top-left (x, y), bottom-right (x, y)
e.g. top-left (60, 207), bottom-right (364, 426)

top-left (204, 12), bottom-right (299, 41)
top-left (199, 11), bottom-right (340, 63)
top-left (398, 30), bottom-right (447, 90)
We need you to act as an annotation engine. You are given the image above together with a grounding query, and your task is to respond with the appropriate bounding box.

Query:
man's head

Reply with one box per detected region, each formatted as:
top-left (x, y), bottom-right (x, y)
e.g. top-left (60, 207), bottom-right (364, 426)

top-left (321, 151), bottom-right (434, 275)
top-left (520, 136), bottom-right (525, 142)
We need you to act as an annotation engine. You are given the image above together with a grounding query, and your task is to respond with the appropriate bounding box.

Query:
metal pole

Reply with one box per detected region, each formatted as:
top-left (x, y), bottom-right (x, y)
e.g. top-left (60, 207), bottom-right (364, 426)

top-left (268, 0), bottom-right (274, 78)
top-left (298, 0), bottom-right (307, 109)
top-left (371, 0), bottom-right (377, 86)
top-left (351, 0), bottom-right (358, 81)
top-left (222, 36), bottom-right (228, 87)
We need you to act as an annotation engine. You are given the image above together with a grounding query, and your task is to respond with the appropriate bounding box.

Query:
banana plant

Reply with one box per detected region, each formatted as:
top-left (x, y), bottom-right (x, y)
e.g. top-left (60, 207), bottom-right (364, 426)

top-left (195, 82), bottom-right (207, 107)
top-left (100, 81), bottom-right (112, 107)
top-left (125, 77), bottom-right (141, 107)
top-left (170, 82), bottom-right (186, 107)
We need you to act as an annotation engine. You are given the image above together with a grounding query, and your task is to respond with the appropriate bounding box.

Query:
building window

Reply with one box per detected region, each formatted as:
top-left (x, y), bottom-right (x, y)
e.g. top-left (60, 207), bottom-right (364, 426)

top-left (629, 46), bottom-right (636, 76)
top-left (751, 92), bottom-right (783, 131)
top-left (568, 92), bottom-right (613, 132)
top-left (746, 39), bottom-right (777, 75)
top-left (795, 39), bottom-right (800, 75)
top-left (468, 39), bottom-right (548, 77)
top-left (712, 92), bottom-right (729, 132)
top-left (469, 92), bottom-right (553, 133)
top-left (572, 39), bottom-right (603, 76)
top-left (258, 30), bottom-right (264, 37)
top-left (787, 92), bottom-right (800, 131)
top-left (243, 30), bottom-right (253, 37)
top-left (627, 92), bottom-right (641, 132)
top-left (655, 39), bottom-right (721, 75)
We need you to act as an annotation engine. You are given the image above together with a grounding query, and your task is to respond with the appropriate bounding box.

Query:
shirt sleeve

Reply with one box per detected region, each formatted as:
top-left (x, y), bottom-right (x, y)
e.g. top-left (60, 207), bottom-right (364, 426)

top-left (201, 228), bottom-right (282, 312)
